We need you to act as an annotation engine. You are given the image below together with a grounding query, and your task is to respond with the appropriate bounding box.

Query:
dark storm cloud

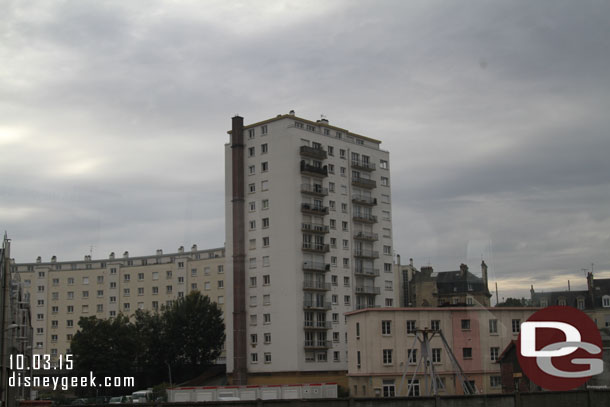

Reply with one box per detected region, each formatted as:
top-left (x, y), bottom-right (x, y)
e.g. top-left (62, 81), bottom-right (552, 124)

top-left (1, 0), bottom-right (609, 299)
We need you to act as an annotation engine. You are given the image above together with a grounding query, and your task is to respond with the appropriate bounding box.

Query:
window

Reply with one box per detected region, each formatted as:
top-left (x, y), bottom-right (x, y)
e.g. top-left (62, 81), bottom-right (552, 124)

top-left (262, 218), bottom-right (270, 228)
top-left (577, 297), bottom-right (585, 310)
top-left (340, 167), bottom-right (346, 176)
top-left (67, 277), bottom-right (74, 285)
top-left (327, 146), bottom-right (334, 156)
top-left (463, 348), bottom-right (472, 359)
top-left (262, 237), bottom-right (270, 247)
top-left (249, 201), bottom-right (256, 211)
top-left (383, 245), bottom-right (392, 255)
top-left (263, 314), bottom-right (271, 324)
top-left (380, 159), bottom-right (388, 169)
top-left (110, 296), bottom-right (116, 303)
top-left (261, 143), bottom-right (268, 153)
top-left (264, 333), bottom-right (271, 344)
top-left (110, 282), bottom-right (116, 289)
top-left (124, 303), bottom-right (130, 311)
top-left (248, 128), bottom-right (255, 139)
top-left (382, 380), bottom-right (395, 398)
top-left (330, 219), bottom-right (336, 229)
top-left (262, 256), bottom-right (270, 267)
top-left (248, 146), bottom-right (255, 157)
top-left (329, 182), bottom-right (335, 192)
top-left (512, 319), bottom-right (521, 333)
top-left (342, 239), bottom-right (349, 249)
top-left (82, 291), bottom-right (89, 298)
top-left (603, 295), bottom-right (610, 308)
top-left (408, 349), bottom-right (417, 364)
top-left (261, 125), bottom-right (267, 135)
top-left (431, 320), bottom-right (440, 331)
top-left (249, 183), bottom-right (256, 193)
top-left (67, 320), bottom-right (74, 327)
top-left (406, 320), bottom-right (416, 334)
top-left (461, 319), bottom-right (471, 330)
top-left (250, 296), bottom-right (257, 307)
top-left (490, 347), bottom-right (499, 361)
top-left (123, 288), bottom-right (130, 296)
top-left (339, 149), bottom-right (346, 159)
top-left (432, 348), bottom-right (441, 363)
top-left (249, 238), bottom-right (256, 249)
top-left (263, 294), bottom-right (270, 305)
top-left (192, 268), bottom-right (198, 276)
top-left (381, 176), bottom-right (389, 186)
top-left (344, 276), bottom-right (350, 286)
top-left (251, 353), bottom-right (258, 363)
top-left (217, 296), bottom-right (224, 304)
top-left (191, 283), bottom-right (197, 290)
top-left (328, 163), bottom-right (335, 174)
top-left (490, 376), bottom-right (502, 388)
top-left (248, 165), bottom-right (255, 175)
top-left (218, 265), bottom-right (224, 274)
top-left (139, 272), bottom-right (145, 281)
top-left (137, 287), bottom-right (144, 296)
top-left (110, 267), bottom-right (117, 275)
top-left (382, 349), bottom-right (393, 365)
top-left (341, 203), bottom-right (347, 213)
top-left (342, 258), bottom-right (349, 268)
top-left (382, 320), bottom-right (391, 335)
top-left (264, 353), bottom-right (272, 363)
top-left (249, 257), bottom-right (256, 269)
top-left (250, 276), bottom-right (257, 287)
top-left (385, 298), bottom-right (394, 307)
top-left (342, 221), bottom-right (348, 231)
top-left (261, 180), bottom-right (269, 190)
top-left (263, 275), bottom-right (271, 285)
top-left (178, 276), bottom-right (184, 283)
top-left (385, 280), bottom-right (393, 291)
top-left (204, 282), bottom-right (210, 290)
top-left (82, 305), bottom-right (89, 313)
top-left (218, 280), bottom-right (224, 288)
top-left (97, 304), bottom-right (103, 312)
top-left (407, 379), bottom-right (420, 397)
top-left (262, 199), bottom-right (269, 209)
top-left (124, 274), bottom-right (130, 282)
top-left (489, 319), bottom-right (498, 334)
top-left (332, 313), bottom-right (339, 323)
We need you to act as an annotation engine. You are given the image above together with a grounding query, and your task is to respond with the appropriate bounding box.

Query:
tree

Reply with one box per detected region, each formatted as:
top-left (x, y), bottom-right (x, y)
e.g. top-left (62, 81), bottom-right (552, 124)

top-left (162, 291), bottom-right (225, 376)
top-left (70, 314), bottom-right (138, 395)
top-left (496, 297), bottom-right (531, 307)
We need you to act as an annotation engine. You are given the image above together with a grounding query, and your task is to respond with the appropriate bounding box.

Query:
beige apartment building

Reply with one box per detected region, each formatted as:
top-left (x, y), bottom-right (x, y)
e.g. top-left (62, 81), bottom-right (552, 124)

top-left (12, 245), bottom-right (225, 363)
top-left (346, 307), bottom-right (538, 397)
top-left (225, 111), bottom-right (397, 386)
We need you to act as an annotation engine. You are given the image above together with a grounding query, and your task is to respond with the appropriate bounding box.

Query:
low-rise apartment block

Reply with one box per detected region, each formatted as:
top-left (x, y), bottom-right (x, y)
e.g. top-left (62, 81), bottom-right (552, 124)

top-left (346, 307), bottom-right (538, 397)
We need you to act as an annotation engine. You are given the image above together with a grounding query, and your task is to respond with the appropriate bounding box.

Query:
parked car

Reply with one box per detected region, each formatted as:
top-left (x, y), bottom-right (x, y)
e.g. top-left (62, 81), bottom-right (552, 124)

top-left (109, 396), bottom-right (131, 404)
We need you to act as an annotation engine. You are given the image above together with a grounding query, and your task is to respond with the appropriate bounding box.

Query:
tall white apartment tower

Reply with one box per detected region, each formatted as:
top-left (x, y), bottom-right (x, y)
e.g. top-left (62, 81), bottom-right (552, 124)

top-left (225, 111), bottom-right (395, 385)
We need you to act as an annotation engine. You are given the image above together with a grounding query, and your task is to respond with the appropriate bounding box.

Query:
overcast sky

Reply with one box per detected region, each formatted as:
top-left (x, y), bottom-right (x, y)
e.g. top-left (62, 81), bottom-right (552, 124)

top-left (2, 0), bottom-right (609, 301)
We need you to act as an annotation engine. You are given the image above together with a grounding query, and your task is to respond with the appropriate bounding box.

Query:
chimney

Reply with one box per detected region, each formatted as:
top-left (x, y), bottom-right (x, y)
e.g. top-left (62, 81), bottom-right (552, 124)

top-left (191, 244), bottom-right (197, 252)
top-left (51, 255), bottom-right (56, 263)
top-left (289, 110), bottom-right (295, 116)
top-left (410, 258), bottom-right (414, 267)
top-left (460, 263), bottom-right (468, 278)
top-left (156, 249), bottom-right (163, 256)
top-left (587, 272), bottom-right (595, 305)
top-left (396, 254), bottom-right (401, 266)
top-left (109, 252), bottom-right (115, 260)
top-left (85, 255), bottom-right (91, 262)
top-left (36, 256), bottom-right (41, 264)
top-left (481, 260), bottom-right (488, 290)
top-left (530, 284), bottom-right (535, 298)
top-left (178, 246), bottom-right (184, 254)
top-left (568, 280), bottom-right (571, 291)
top-left (123, 251), bottom-right (129, 259)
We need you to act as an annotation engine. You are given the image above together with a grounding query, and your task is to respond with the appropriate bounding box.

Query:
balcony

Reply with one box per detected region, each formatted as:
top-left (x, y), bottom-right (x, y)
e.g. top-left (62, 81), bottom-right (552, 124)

top-left (302, 223), bottom-right (329, 234)
top-left (301, 183), bottom-right (328, 196)
top-left (302, 243), bottom-right (330, 253)
top-left (353, 214), bottom-right (378, 224)
top-left (300, 145), bottom-right (327, 160)
top-left (353, 231), bottom-right (378, 241)
top-left (355, 285), bottom-right (381, 295)
top-left (352, 195), bottom-right (377, 206)
top-left (351, 160), bottom-right (376, 172)
top-left (303, 300), bottom-right (332, 310)
top-left (303, 281), bottom-right (331, 291)
top-left (303, 262), bottom-right (330, 272)
top-left (354, 267), bottom-right (380, 277)
top-left (352, 177), bottom-right (376, 189)
top-left (304, 321), bottom-right (333, 330)
top-left (304, 340), bottom-right (333, 349)
top-left (300, 161), bottom-right (328, 177)
top-left (356, 303), bottom-right (381, 310)
top-left (354, 249), bottom-right (379, 259)
top-left (301, 203), bottom-right (329, 215)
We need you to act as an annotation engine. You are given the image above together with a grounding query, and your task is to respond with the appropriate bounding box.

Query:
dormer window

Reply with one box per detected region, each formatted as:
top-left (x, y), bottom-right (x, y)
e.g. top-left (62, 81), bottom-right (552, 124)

top-left (602, 295), bottom-right (610, 308)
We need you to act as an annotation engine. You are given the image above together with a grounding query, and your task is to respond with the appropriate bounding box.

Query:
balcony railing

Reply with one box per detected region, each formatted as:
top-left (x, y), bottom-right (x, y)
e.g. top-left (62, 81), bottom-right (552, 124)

top-left (302, 243), bottom-right (330, 253)
top-left (351, 160), bottom-right (376, 171)
top-left (303, 300), bottom-right (332, 310)
top-left (304, 321), bottom-right (333, 330)
top-left (354, 249), bottom-right (379, 259)
top-left (303, 281), bottom-right (331, 291)
top-left (302, 223), bottom-right (329, 234)
top-left (304, 340), bottom-right (333, 349)
top-left (300, 145), bottom-right (327, 160)
top-left (356, 304), bottom-right (381, 310)
top-left (353, 214), bottom-right (378, 224)
top-left (301, 183), bottom-right (328, 196)
top-left (355, 286), bottom-right (381, 295)
top-left (303, 262), bottom-right (330, 272)
top-left (300, 161), bottom-right (328, 177)
top-left (352, 177), bottom-right (377, 189)
top-left (301, 203), bottom-right (329, 215)
top-left (352, 195), bottom-right (377, 206)
top-left (353, 231), bottom-right (379, 241)
top-left (354, 267), bottom-right (380, 277)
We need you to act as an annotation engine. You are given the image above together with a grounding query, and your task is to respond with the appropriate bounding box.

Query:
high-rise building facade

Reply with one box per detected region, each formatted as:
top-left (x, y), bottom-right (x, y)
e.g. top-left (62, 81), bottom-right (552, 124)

top-left (225, 111), bottom-right (395, 385)
top-left (12, 246), bottom-right (225, 362)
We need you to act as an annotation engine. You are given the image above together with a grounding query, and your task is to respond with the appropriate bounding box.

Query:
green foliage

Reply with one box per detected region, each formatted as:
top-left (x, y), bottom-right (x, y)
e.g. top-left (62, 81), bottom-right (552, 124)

top-left (71, 292), bottom-right (225, 391)
top-left (496, 297), bottom-right (531, 307)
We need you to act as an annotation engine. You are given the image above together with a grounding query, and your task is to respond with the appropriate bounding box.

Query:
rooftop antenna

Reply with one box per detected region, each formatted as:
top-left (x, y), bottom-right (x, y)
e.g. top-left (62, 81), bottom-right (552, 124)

top-left (320, 114), bottom-right (327, 120)
top-left (89, 245), bottom-right (95, 257)
top-left (582, 268), bottom-right (588, 277)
